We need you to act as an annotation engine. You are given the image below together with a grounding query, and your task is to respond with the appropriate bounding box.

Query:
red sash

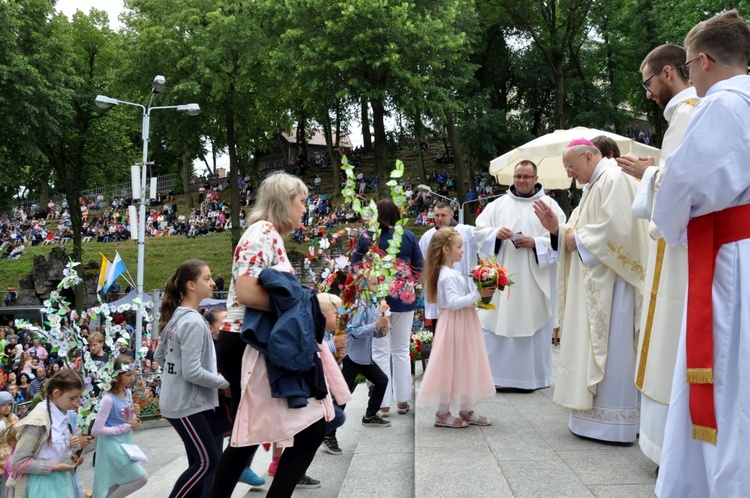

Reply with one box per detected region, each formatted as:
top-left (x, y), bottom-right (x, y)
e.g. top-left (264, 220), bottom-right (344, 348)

top-left (686, 203), bottom-right (750, 445)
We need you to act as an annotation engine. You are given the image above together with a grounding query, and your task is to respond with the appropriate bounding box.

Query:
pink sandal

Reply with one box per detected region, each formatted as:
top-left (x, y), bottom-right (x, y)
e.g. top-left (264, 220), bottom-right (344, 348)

top-left (459, 410), bottom-right (491, 426)
top-left (434, 411), bottom-right (469, 428)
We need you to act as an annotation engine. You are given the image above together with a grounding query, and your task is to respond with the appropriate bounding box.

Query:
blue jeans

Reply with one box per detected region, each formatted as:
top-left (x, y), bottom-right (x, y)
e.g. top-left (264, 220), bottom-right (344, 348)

top-left (324, 403), bottom-right (346, 437)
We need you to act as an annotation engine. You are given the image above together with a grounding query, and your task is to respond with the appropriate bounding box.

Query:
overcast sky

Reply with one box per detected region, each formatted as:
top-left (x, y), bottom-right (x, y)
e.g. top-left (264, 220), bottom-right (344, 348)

top-left (56, 0), bottom-right (125, 28)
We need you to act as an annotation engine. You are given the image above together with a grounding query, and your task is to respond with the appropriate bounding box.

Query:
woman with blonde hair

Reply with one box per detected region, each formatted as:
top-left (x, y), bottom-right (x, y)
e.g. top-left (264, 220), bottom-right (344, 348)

top-left (211, 172), bottom-right (334, 497)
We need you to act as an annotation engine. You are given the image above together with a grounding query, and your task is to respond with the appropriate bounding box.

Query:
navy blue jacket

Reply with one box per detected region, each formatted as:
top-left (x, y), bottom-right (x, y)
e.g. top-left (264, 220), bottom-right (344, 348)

top-left (241, 269), bottom-right (327, 408)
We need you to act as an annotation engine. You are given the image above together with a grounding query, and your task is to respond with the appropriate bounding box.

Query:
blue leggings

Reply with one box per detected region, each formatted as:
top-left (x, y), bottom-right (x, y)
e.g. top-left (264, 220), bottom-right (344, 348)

top-left (167, 411), bottom-right (221, 498)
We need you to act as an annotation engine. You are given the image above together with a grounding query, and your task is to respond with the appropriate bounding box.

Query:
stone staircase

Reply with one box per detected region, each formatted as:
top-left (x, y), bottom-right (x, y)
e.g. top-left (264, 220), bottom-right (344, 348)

top-left (291, 365), bottom-right (420, 498)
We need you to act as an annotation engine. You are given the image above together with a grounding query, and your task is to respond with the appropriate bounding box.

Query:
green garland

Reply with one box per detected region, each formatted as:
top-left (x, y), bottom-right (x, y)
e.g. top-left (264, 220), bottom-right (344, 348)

top-left (340, 155), bottom-right (410, 299)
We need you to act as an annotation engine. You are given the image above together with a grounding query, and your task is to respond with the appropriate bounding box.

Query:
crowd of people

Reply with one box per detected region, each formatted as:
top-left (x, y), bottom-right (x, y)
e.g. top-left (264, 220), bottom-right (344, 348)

top-left (0, 11), bottom-right (745, 498)
top-left (0, 308), bottom-right (165, 497)
top-left (155, 14), bottom-right (747, 497)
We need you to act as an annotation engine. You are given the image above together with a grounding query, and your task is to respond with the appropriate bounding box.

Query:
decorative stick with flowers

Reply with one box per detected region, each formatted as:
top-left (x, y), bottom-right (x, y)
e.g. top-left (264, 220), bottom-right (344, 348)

top-left (16, 260), bottom-right (154, 432)
top-left (340, 155), bottom-right (412, 301)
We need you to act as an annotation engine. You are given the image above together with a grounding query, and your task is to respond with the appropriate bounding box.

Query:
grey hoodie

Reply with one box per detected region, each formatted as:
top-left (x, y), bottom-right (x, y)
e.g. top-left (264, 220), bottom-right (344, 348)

top-left (154, 307), bottom-right (229, 419)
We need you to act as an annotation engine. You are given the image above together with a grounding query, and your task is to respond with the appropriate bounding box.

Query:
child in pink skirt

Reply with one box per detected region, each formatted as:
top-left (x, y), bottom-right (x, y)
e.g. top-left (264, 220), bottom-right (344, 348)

top-left (417, 227), bottom-right (496, 428)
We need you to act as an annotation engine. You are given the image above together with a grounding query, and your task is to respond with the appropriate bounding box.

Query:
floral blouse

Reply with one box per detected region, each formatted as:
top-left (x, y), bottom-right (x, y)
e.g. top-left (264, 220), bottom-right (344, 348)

top-left (221, 221), bottom-right (294, 333)
top-left (350, 228), bottom-right (424, 313)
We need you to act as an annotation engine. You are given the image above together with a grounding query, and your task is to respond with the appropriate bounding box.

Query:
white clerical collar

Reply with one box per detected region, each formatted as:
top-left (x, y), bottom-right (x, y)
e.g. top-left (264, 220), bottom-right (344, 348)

top-left (664, 86), bottom-right (698, 122)
top-left (583, 158), bottom-right (613, 192)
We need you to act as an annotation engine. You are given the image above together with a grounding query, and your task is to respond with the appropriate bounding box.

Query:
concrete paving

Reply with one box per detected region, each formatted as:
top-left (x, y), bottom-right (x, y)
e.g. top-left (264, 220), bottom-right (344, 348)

top-left (76, 346), bottom-right (657, 497)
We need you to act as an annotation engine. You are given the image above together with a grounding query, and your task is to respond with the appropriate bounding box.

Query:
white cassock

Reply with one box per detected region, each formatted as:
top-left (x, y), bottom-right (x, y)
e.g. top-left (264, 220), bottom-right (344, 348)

top-left (653, 75), bottom-right (750, 498)
top-left (554, 159), bottom-right (649, 443)
top-left (418, 224), bottom-right (478, 322)
top-left (473, 186), bottom-right (566, 389)
top-left (631, 87), bottom-right (698, 466)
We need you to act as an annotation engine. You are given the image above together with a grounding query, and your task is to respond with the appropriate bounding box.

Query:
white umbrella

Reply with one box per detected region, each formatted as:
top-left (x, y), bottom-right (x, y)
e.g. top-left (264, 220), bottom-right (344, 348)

top-left (489, 126), bottom-right (661, 189)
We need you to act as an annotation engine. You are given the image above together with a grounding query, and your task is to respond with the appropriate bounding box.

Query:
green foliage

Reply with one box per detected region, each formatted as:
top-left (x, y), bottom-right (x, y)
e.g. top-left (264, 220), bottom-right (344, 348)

top-left (171, 179), bottom-right (184, 195)
top-left (2, 0), bottom-right (749, 229)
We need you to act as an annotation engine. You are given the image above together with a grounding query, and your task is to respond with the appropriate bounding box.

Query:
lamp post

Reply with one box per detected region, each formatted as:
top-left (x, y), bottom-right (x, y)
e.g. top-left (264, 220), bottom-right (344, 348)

top-left (95, 76), bottom-right (200, 355)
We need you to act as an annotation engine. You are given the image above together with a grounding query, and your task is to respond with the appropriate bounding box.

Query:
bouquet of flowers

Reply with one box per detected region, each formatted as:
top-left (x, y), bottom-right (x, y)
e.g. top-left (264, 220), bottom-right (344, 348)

top-left (471, 257), bottom-right (512, 310)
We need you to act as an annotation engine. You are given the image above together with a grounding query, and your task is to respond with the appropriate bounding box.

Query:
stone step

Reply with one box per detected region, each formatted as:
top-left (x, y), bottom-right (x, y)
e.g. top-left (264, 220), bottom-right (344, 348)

top-left (336, 372), bottom-right (417, 497)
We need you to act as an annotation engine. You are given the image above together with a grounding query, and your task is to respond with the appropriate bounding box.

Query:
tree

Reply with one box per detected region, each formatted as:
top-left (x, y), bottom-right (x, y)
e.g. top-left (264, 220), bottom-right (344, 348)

top-left (498, 0), bottom-right (594, 129)
top-left (122, 0), bottom-right (283, 247)
top-left (0, 1), bottom-right (132, 276)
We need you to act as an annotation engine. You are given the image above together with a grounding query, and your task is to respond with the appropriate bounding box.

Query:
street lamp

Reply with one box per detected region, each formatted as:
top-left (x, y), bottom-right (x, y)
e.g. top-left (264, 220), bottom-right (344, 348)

top-left (95, 75), bottom-right (200, 355)
top-left (415, 184), bottom-right (503, 224)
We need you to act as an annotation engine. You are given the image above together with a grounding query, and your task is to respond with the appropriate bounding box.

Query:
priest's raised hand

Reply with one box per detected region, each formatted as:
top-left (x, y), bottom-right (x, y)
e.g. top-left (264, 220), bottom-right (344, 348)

top-left (533, 199), bottom-right (559, 235)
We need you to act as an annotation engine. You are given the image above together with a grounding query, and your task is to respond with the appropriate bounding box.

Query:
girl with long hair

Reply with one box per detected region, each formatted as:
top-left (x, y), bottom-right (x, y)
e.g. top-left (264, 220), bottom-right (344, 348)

top-left (417, 228), bottom-right (496, 428)
top-left (11, 369), bottom-right (92, 497)
top-left (155, 260), bottom-right (229, 498)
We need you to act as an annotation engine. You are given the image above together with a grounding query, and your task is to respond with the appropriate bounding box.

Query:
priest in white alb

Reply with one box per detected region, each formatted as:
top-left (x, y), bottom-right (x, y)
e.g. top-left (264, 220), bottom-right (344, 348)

top-left (534, 139), bottom-right (649, 443)
top-left (616, 44), bottom-right (698, 466)
top-left (653, 11), bottom-right (750, 498)
top-left (473, 160), bottom-right (565, 389)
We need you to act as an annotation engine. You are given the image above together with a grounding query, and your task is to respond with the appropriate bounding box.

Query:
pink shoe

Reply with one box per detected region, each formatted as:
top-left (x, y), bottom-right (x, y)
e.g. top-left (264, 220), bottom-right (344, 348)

top-left (434, 411), bottom-right (468, 428)
top-left (268, 460), bottom-right (278, 477)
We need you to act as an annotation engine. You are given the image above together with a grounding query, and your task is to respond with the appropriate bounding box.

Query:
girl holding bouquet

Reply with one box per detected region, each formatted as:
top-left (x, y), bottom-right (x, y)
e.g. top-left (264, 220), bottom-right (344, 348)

top-left (417, 228), bottom-right (496, 428)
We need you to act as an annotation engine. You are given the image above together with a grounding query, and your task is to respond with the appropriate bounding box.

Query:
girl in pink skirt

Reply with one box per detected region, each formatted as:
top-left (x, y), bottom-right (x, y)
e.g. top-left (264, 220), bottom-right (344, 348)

top-left (417, 228), bottom-right (496, 428)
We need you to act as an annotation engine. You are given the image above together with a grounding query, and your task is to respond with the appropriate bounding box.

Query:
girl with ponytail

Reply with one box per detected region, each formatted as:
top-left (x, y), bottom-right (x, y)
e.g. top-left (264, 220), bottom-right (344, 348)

top-left (11, 369), bottom-right (91, 497)
top-left (154, 259), bottom-right (229, 498)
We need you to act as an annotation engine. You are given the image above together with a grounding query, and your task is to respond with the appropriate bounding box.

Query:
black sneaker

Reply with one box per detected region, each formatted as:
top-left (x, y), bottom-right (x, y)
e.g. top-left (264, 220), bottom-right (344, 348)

top-left (362, 414), bottom-right (392, 427)
top-left (296, 475), bottom-right (321, 489)
top-left (322, 436), bottom-right (342, 455)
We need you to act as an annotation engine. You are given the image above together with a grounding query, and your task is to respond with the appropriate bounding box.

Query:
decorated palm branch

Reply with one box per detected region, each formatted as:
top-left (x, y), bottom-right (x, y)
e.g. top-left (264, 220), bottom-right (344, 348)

top-left (15, 261), bottom-right (153, 432)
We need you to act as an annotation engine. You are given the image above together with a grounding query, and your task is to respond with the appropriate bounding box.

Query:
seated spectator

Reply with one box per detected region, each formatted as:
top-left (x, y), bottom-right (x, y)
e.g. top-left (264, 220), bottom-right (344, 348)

top-left (28, 366), bottom-right (46, 398)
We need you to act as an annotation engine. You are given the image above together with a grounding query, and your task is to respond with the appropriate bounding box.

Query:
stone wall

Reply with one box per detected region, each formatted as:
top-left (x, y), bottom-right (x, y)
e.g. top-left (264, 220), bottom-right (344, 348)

top-left (15, 246), bottom-right (99, 308)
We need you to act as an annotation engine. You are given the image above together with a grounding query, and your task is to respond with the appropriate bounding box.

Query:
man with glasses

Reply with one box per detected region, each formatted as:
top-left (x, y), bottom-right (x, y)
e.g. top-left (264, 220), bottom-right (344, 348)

top-left (534, 139), bottom-right (649, 443)
top-left (651, 11), bottom-right (750, 498)
top-left (615, 44), bottom-right (699, 471)
top-left (473, 160), bottom-right (565, 391)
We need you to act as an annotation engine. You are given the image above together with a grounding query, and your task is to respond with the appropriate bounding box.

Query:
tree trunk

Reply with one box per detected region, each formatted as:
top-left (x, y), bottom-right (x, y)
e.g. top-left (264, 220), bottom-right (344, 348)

top-left (49, 152), bottom-right (85, 307)
top-left (553, 58), bottom-right (564, 130)
top-left (361, 98), bottom-right (372, 153)
top-left (334, 105), bottom-right (341, 149)
top-left (414, 111), bottom-right (428, 184)
top-left (371, 99), bottom-right (389, 198)
top-left (322, 112), bottom-right (340, 197)
top-left (297, 110), bottom-right (308, 164)
top-left (38, 181), bottom-right (49, 212)
top-left (226, 105), bottom-right (242, 248)
top-left (444, 108), bottom-right (467, 219)
top-left (181, 144), bottom-right (194, 209)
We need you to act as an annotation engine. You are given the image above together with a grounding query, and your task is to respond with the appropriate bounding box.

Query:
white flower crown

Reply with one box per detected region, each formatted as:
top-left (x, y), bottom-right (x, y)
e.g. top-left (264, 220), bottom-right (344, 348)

top-left (119, 363), bottom-right (135, 374)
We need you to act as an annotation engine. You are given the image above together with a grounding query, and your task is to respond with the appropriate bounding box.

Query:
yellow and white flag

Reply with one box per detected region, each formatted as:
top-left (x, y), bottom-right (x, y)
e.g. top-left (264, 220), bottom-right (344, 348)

top-left (98, 253), bottom-right (111, 292)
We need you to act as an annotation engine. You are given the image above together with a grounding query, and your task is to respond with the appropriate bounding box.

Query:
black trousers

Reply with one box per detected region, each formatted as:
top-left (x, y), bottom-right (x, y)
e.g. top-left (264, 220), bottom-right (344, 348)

top-left (210, 332), bottom-right (258, 498)
top-left (210, 332), bottom-right (326, 498)
top-left (167, 411), bottom-right (221, 498)
top-left (341, 356), bottom-right (388, 418)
